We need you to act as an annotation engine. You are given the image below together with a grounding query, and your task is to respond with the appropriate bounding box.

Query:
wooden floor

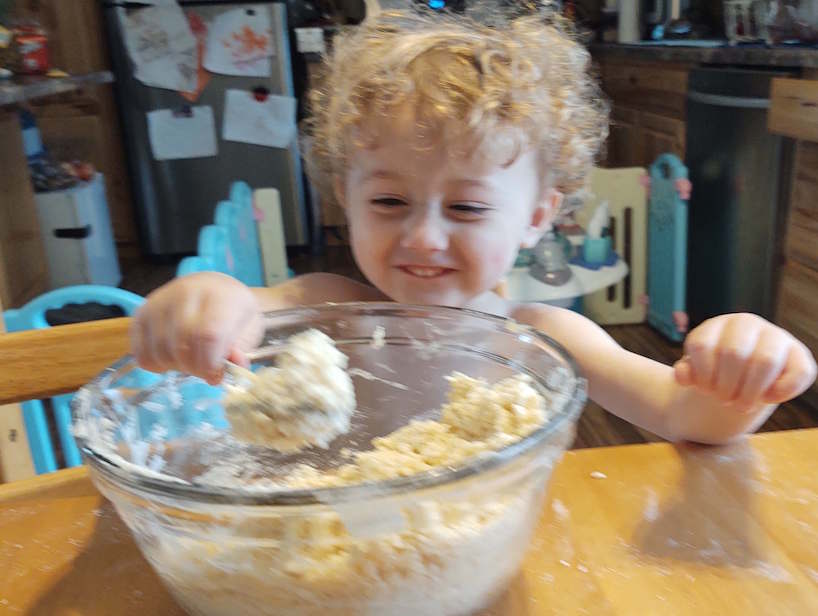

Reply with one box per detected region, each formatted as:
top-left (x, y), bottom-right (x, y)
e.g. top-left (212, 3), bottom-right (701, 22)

top-left (120, 247), bottom-right (818, 449)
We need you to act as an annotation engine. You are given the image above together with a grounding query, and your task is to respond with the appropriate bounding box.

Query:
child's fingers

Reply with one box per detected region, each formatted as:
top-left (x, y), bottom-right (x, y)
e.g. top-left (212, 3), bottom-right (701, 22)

top-left (170, 292), bottom-right (205, 375)
top-left (735, 329), bottom-right (789, 406)
top-left (148, 300), bottom-right (178, 373)
top-left (763, 342), bottom-right (818, 404)
top-left (673, 357), bottom-right (693, 386)
top-left (130, 312), bottom-right (159, 373)
top-left (712, 317), bottom-right (761, 401)
top-left (194, 301), bottom-right (257, 382)
top-left (683, 318), bottom-right (724, 391)
top-left (132, 304), bottom-right (168, 374)
top-left (227, 347), bottom-right (250, 368)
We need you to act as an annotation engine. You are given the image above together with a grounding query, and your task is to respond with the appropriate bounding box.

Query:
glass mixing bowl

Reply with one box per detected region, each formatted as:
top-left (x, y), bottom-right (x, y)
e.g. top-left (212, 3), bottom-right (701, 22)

top-left (72, 303), bottom-right (586, 616)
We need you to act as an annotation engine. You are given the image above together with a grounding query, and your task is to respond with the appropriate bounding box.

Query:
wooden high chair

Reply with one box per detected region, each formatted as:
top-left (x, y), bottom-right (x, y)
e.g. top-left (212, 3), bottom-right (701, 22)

top-left (1, 286), bottom-right (143, 478)
top-left (0, 317), bottom-right (131, 483)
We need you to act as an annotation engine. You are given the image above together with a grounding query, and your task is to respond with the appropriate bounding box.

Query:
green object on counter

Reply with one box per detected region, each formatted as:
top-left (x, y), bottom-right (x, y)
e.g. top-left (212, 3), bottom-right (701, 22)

top-left (582, 236), bottom-right (612, 264)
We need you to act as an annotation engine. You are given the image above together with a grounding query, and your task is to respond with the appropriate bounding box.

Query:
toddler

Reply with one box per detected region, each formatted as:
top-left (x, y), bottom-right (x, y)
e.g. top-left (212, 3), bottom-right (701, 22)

top-left (132, 7), bottom-right (816, 445)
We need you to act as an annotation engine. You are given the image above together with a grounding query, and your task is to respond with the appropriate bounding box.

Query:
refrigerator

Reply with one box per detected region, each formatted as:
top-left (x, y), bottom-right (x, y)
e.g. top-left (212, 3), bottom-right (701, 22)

top-left (102, 1), bottom-right (309, 257)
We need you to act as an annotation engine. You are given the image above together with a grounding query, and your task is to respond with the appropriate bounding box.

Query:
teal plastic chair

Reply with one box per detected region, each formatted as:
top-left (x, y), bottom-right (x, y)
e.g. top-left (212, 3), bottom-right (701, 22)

top-left (3, 285), bottom-right (144, 473)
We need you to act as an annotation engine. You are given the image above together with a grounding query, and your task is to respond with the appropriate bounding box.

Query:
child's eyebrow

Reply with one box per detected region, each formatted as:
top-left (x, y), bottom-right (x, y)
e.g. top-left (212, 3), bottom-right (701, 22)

top-left (362, 170), bottom-right (405, 182)
top-left (448, 178), bottom-right (496, 191)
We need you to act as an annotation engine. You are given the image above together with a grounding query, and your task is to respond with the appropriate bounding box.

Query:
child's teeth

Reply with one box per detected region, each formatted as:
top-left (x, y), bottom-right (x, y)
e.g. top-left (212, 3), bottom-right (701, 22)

top-left (408, 267), bottom-right (444, 277)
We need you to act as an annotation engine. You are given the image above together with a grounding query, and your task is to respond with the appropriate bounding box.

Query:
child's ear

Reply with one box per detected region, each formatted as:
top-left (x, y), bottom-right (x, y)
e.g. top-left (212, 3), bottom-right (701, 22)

top-left (333, 176), bottom-right (348, 210)
top-left (521, 189), bottom-right (563, 248)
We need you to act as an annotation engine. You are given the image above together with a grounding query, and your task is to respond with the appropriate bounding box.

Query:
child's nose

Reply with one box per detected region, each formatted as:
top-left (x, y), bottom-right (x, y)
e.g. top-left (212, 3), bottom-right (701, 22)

top-left (401, 212), bottom-right (449, 252)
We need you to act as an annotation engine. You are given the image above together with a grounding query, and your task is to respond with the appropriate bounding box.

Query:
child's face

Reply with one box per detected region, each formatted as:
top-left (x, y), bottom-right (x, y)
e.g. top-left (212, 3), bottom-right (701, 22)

top-left (339, 120), bottom-right (553, 307)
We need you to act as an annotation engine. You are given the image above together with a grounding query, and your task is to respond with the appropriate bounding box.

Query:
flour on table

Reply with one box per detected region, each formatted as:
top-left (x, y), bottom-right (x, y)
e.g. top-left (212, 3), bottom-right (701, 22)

top-left (643, 489), bottom-right (659, 522)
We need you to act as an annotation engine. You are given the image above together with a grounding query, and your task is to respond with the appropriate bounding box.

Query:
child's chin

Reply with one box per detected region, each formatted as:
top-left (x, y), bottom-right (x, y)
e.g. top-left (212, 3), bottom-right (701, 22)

top-left (391, 288), bottom-right (466, 308)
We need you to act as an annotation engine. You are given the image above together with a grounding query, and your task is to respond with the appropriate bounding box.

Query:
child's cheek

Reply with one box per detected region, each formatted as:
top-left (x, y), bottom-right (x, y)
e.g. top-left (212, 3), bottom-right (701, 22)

top-left (484, 244), bottom-right (515, 278)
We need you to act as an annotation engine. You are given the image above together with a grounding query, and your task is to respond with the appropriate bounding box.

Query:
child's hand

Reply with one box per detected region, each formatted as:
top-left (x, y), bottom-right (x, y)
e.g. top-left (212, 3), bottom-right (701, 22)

top-left (131, 272), bottom-right (264, 384)
top-left (674, 313), bottom-right (817, 407)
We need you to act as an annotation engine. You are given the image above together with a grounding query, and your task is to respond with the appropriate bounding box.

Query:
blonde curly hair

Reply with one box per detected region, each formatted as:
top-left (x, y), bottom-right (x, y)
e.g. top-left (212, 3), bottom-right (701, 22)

top-left (303, 5), bottom-right (609, 203)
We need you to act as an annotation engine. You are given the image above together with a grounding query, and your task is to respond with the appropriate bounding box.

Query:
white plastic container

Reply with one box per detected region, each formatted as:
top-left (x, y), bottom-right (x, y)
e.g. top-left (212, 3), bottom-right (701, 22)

top-left (34, 173), bottom-right (121, 289)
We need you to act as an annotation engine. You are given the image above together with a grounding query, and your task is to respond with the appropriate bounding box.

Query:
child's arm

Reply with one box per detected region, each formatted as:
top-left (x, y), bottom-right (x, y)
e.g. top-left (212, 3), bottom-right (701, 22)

top-left (133, 272), bottom-right (382, 382)
top-left (516, 305), bottom-right (816, 445)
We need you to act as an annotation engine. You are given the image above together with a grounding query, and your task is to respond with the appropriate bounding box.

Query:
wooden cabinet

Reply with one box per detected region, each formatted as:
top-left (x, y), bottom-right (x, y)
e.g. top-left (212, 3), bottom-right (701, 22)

top-left (770, 76), bottom-right (818, 402)
top-left (606, 105), bottom-right (645, 167)
top-left (768, 77), bottom-right (818, 143)
top-left (596, 58), bottom-right (690, 168)
top-left (776, 140), bottom-right (818, 400)
top-left (606, 104), bottom-right (685, 168)
top-left (0, 111), bottom-right (49, 308)
top-left (777, 261), bottom-right (818, 404)
top-left (783, 141), bottom-right (818, 272)
top-left (598, 60), bottom-right (689, 120)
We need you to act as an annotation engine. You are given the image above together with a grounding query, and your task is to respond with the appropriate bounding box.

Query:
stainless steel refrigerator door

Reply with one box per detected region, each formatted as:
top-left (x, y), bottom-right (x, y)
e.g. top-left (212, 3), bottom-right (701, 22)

top-left (105, 2), bottom-right (307, 256)
top-left (685, 68), bottom-right (792, 325)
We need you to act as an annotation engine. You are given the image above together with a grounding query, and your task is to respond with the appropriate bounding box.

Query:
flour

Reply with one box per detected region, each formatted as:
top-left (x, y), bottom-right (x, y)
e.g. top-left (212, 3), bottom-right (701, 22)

top-left (643, 489), bottom-right (659, 522)
top-left (348, 368), bottom-right (409, 391)
top-left (371, 325), bottom-right (386, 349)
top-left (551, 498), bottom-right (570, 521)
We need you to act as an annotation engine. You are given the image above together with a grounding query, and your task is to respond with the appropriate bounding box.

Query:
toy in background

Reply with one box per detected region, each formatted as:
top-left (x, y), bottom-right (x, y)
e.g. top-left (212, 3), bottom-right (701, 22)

top-left (254, 187), bottom-right (291, 287)
top-left (510, 156), bottom-right (690, 339)
top-left (529, 230), bottom-right (573, 286)
top-left (177, 181), bottom-right (293, 286)
top-left (579, 200), bottom-right (614, 266)
top-left (575, 167), bottom-right (648, 325)
top-left (645, 153), bottom-right (690, 343)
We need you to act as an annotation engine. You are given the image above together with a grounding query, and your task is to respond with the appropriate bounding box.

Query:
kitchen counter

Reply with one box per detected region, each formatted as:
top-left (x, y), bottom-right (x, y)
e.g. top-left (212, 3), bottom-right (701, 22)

top-left (591, 42), bottom-right (818, 69)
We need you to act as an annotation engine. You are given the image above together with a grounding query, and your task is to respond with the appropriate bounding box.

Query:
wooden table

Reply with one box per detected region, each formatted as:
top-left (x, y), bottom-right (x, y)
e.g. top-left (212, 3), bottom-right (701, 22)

top-left (1, 429), bottom-right (817, 615)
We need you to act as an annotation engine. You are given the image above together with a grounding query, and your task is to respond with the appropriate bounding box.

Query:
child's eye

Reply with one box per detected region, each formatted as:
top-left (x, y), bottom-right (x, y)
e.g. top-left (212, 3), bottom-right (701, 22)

top-left (371, 197), bottom-right (408, 208)
top-left (449, 203), bottom-right (491, 219)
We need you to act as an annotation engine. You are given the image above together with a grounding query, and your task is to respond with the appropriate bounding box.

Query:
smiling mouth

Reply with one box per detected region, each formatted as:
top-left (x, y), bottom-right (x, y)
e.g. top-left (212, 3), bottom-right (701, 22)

top-left (397, 266), bottom-right (456, 279)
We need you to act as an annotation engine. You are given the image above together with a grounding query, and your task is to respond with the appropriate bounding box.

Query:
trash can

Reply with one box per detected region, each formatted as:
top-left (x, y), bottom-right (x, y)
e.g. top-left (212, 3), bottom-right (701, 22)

top-left (34, 173), bottom-right (121, 289)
